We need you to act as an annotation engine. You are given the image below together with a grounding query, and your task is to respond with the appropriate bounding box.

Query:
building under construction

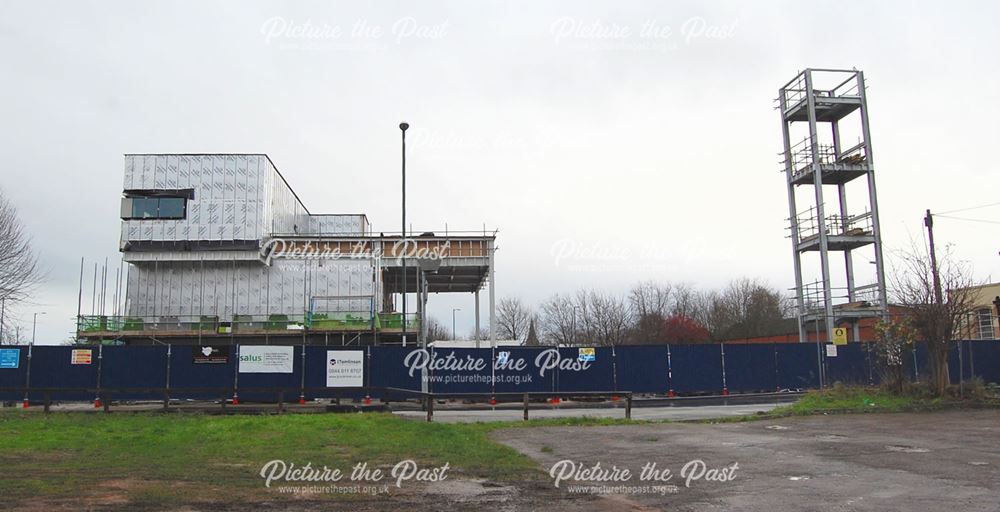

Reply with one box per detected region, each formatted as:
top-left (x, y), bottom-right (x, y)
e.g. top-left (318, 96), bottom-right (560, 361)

top-left (778, 69), bottom-right (888, 343)
top-left (76, 154), bottom-right (497, 346)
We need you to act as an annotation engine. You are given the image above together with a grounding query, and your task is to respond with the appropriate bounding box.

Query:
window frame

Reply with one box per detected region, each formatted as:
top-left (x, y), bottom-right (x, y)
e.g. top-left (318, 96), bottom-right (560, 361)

top-left (121, 189), bottom-right (193, 220)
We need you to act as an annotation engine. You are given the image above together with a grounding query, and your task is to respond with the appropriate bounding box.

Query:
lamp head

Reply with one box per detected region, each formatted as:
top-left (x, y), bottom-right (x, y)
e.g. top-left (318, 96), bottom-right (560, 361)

top-left (399, 122), bottom-right (409, 131)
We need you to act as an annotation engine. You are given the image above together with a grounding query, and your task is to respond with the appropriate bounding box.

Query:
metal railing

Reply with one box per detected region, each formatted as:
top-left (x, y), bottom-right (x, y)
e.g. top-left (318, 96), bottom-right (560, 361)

top-left (2, 386), bottom-right (634, 422)
top-left (798, 281), bottom-right (883, 314)
top-left (410, 390), bottom-right (634, 422)
top-left (794, 207), bottom-right (873, 241)
top-left (784, 137), bottom-right (869, 179)
top-left (778, 69), bottom-right (862, 114)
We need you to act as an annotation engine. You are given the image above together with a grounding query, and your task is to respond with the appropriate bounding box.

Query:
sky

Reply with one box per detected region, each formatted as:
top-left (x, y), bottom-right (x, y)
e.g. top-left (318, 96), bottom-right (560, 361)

top-left (1, 0), bottom-right (998, 344)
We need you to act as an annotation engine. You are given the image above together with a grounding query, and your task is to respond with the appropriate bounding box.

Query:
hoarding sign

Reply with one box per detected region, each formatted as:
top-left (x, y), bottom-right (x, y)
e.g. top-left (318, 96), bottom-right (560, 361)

top-left (578, 348), bottom-right (596, 362)
top-left (326, 350), bottom-right (364, 387)
top-left (239, 346), bottom-right (294, 373)
top-left (0, 349), bottom-right (19, 369)
top-left (832, 328), bottom-right (848, 346)
top-left (825, 344), bottom-right (838, 357)
top-left (71, 349), bottom-right (93, 365)
top-left (194, 346), bottom-right (230, 364)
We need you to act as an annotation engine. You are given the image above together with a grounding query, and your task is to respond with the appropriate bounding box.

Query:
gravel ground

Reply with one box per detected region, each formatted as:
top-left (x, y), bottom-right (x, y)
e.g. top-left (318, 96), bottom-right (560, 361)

top-left (492, 409), bottom-right (1000, 511)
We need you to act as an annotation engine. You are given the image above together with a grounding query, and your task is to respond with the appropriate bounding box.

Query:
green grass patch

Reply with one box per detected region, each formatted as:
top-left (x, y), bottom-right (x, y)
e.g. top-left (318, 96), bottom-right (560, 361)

top-left (0, 411), bottom-right (548, 507)
top-left (707, 386), bottom-right (996, 424)
top-left (776, 387), bottom-right (930, 415)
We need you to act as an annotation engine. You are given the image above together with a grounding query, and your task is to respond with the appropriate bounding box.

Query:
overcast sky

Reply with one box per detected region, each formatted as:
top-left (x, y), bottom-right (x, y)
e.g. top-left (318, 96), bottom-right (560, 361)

top-left (1, 0), bottom-right (998, 344)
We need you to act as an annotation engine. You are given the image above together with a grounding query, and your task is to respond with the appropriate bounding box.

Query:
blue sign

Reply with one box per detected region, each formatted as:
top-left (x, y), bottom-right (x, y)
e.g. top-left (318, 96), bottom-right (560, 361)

top-left (0, 349), bottom-right (20, 369)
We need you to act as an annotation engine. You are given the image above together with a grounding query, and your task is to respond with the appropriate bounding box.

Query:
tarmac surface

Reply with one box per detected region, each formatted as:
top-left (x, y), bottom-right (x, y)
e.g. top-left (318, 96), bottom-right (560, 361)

top-left (492, 409), bottom-right (1000, 512)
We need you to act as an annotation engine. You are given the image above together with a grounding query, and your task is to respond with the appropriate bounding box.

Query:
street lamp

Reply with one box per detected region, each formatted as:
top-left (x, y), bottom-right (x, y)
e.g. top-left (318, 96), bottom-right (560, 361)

top-left (400, 121), bottom-right (409, 347)
top-left (452, 308), bottom-right (461, 340)
top-left (31, 312), bottom-right (46, 346)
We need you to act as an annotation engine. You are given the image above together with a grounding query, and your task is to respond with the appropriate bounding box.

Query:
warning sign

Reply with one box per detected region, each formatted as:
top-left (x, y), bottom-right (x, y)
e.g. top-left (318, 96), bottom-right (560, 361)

top-left (71, 349), bottom-right (93, 365)
top-left (832, 328), bottom-right (848, 345)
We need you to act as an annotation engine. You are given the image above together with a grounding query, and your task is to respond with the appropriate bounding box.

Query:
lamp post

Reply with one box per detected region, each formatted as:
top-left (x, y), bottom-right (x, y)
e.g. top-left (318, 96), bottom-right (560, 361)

top-left (31, 312), bottom-right (45, 347)
top-left (24, 311), bottom-right (44, 408)
top-left (452, 308), bottom-right (461, 340)
top-left (400, 122), bottom-right (409, 346)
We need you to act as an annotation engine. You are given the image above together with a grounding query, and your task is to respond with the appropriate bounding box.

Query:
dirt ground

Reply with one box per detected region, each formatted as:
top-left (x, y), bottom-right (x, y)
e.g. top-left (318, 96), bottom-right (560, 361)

top-left (493, 409), bottom-right (1000, 512)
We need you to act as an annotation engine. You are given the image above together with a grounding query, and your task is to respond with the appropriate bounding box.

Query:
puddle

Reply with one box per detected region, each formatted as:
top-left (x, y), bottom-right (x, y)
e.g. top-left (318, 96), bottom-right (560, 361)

top-left (816, 434), bottom-right (847, 441)
top-left (766, 425), bottom-right (790, 430)
top-left (885, 445), bottom-right (930, 453)
top-left (969, 461), bottom-right (989, 466)
top-left (788, 476), bottom-right (811, 481)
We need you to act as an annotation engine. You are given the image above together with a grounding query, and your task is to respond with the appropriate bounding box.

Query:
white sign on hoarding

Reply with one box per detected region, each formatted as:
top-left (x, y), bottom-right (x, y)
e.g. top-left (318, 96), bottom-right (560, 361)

top-left (326, 350), bottom-right (364, 387)
top-left (239, 346), bottom-right (294, 373)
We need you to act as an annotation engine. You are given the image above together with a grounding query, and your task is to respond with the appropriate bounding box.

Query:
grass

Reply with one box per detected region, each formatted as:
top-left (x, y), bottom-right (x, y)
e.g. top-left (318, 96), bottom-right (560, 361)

top-left (775, 387), bottom-right (930, 415)
top-left (0, 410), bottom-right (638, 507)
top-left (708, 385), bottom-right (998, 423)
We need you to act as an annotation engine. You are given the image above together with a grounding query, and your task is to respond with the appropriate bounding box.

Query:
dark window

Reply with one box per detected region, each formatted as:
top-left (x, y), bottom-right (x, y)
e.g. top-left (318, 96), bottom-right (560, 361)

top-left (157, 197), bottom-right (186, 219)
top-left (131, 197), bottom-right (159, 219)
top-left (124, 192), bottom-right (189, 220)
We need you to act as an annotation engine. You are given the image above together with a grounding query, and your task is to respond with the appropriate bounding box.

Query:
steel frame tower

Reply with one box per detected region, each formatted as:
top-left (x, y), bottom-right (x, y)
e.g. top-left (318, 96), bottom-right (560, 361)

top-left (778, 68), bottom-right (888, 344)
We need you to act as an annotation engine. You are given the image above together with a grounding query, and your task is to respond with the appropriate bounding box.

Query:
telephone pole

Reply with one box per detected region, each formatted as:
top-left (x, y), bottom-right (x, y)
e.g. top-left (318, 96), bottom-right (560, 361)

top-left (926, 208), bottom-right (961, 396)
top-left (924, 209), bottom-right (943, 305)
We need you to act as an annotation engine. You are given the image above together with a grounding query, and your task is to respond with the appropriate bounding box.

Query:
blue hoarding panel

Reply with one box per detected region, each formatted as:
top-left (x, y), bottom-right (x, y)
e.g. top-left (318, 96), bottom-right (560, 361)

top-left (776, 343), bottom-right (820, 390)
top-left (826, 343), bottom-right (872, 386)
top-left (723, 344), bottom-right (778, 393)
top-left (29, 346), bottom-right (99, 400)
top-left (0, 347), bottom-right (27, 400)
top-left (669, 344), bottom-right (724, 394)
top-left (617, 346), bottom-right (668, 394)
top-left (968, 341), bottom-right (1000, 384)
top-left (169, 345), bottom-right (237, 400)
top-left (101, 346), bottom-right (167, 400)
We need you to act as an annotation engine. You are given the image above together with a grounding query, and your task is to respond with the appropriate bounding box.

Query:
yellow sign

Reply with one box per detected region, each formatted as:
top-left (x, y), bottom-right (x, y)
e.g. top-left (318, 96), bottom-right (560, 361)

top-left (832, 328), bottom-right (848, 345)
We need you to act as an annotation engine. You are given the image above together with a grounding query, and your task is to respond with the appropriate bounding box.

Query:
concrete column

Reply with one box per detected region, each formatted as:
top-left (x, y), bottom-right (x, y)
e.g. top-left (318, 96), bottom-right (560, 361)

top-left (474, 290), bottom-right (481, 349)
top-left (488, 242), bottom-right (496, 347)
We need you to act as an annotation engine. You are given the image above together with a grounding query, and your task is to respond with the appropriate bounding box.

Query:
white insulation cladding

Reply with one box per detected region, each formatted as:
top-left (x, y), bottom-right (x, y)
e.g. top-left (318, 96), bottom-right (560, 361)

top-left (126, 259), bottom-right (376, 319)
top-left (121, 154), bottom-right (368, 245)
top-left (119, 154), bottom-right (375, 323)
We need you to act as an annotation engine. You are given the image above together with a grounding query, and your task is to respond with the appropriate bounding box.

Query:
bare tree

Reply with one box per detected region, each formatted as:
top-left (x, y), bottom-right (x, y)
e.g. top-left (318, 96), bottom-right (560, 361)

top-left (629, 281), bottom-right (672, 317)
top-left (539, 294), bottom-right (577, 345)
top-left (873, 316), bottom-right (916, 393)
top-left (670, 283), bottom-right (703, 319)
top-left (702, 278), bottom-right (790, 341)
top-left (0, 320), bottom-right (22, 345)
top-left (629, 281), bottom-right (672, 342)
top-left (0, 190), bottom-right (43, 343)
top-left (889, 243), bottom-right (979, 395)
top-left (581, 289), bottom-right (632, 346)
top-left (496, 297), bottom-right (532, 341)
top-left (426, 317), bottom-right (450, 342)
top-left (468, 326), bottom-right (491, 342)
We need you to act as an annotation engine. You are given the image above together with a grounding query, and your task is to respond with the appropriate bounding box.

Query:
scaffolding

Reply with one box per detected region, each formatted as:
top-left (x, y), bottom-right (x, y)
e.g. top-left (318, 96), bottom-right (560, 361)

top-left (778, 68), bottom-right (888, 343)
